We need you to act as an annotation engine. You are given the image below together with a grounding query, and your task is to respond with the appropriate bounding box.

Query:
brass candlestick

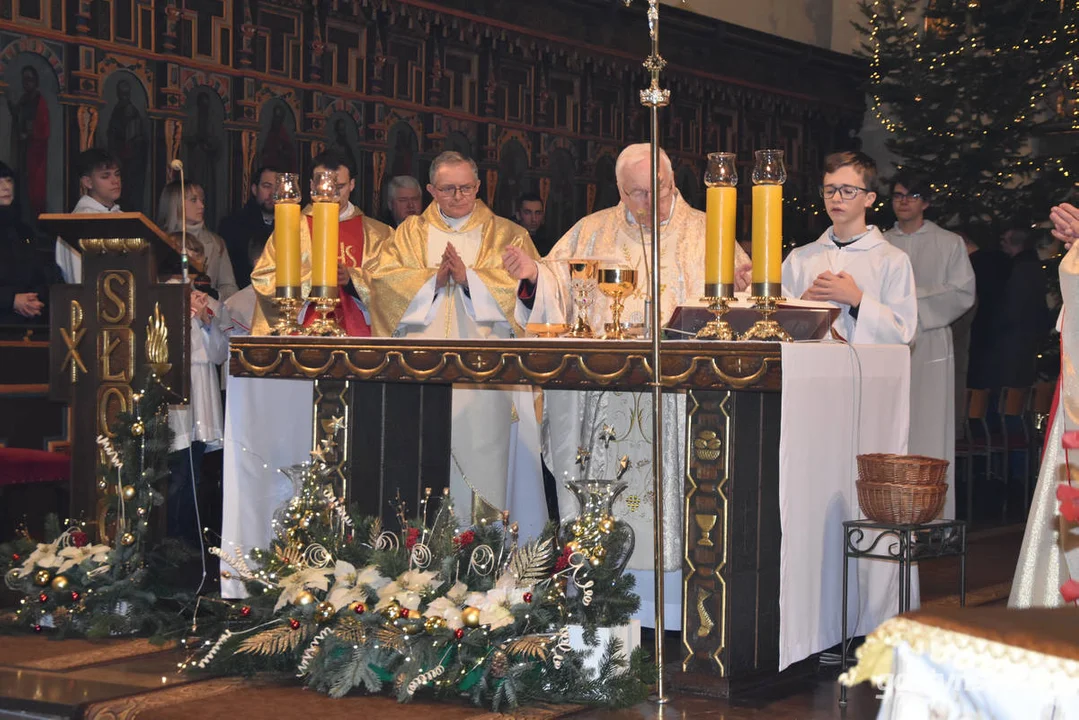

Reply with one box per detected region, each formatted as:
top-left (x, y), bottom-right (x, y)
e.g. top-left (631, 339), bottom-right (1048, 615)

top-left (566, 259), bottom-right (599, 338)
top-left (270, 287), bottom-right (303, 336)
top-left (304, 286), bottom-right (346, 337)
top-left (597, 266), bottom-right (638, 340)
top-left (742, 290), bottom-right (792, 342)
top-left (697, 282), bottom-right (735, 340)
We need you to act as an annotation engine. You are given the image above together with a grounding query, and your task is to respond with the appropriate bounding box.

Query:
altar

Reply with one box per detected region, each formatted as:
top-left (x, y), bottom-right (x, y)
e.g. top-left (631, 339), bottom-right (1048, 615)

top-left (224, 335), bottom-right (910, 693)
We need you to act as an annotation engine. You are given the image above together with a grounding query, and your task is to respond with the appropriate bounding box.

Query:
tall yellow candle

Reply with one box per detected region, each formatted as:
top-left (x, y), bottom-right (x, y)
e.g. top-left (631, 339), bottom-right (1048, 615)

top-left (704, 186), bottom-right (737, 287)
top-left (751, 184), bottom-right (783, 286)
top-left (274, 202), bottom-right (301, 288)
top-left (311, 202), bottom-right (339, 289)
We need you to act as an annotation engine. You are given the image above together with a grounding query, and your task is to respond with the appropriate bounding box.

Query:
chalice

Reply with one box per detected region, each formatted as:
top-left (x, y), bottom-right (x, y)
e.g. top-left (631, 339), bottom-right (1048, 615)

top-left (566, 258), bottom-right (599, 338)
top-left (597, 266), bottom-right (638, 340)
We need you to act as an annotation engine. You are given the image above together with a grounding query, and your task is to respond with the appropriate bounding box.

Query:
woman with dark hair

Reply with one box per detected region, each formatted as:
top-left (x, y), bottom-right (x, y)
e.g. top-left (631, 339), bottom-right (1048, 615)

top-left (0, 161), bottom-right (54, 326)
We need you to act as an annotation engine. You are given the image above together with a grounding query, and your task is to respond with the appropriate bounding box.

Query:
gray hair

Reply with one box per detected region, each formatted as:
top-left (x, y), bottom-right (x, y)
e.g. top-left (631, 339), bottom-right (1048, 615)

top-left (429, 151), bottom-right (479, 184)
top-left (614, 143), bottom-right (673, 188)
top-left (385, 175), bottom-right (421, 210)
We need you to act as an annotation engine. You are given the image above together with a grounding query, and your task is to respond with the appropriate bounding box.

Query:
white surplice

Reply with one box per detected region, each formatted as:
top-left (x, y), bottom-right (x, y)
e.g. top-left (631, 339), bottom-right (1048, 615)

top-left (782, 226), bottom-right (918, 346)
top-left (521, 195), bottom-right (750, 628)
top-left (168, 297), bottom-right (229, 453)
top-left (395, 212), bottom-right (546, 539)
top-left (1010, 247), bottom-right (1079, 607)
top-left (58, 195), bottom-right (123, 283)
top-left (885, 221), bottom-right (976, 519)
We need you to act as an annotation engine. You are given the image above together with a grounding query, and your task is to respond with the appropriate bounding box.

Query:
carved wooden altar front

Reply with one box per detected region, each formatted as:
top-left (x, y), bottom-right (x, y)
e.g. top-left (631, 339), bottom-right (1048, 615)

top-left (230, 335), bottom-right (784, 696)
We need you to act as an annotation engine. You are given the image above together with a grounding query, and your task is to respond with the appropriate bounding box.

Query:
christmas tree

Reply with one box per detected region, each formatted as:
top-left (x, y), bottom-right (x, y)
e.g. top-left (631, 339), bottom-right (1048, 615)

top-left (855, 0), bottom-right (1079, 231)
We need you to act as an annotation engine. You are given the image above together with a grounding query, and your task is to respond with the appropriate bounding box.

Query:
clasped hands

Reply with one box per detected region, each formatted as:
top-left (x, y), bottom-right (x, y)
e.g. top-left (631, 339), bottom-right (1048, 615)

top-left (435, 242), bottom-right (469, 290)
top-left (801, 270), bottom-right (863, 307)
top-left (1050, 203), bottom-right (1079, 251)
top-left (190, 289), bottom-right (214, 324)
top-left (13, 292), bottom-right (44, 318)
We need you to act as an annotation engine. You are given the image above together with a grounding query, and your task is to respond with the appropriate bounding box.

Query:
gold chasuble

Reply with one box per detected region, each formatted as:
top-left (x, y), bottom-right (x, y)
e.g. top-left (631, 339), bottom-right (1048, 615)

top-left (249, 204), bottom-right (393, 335)
top-left (362, 200), bottom-right (545, 533)
top-left (360, 200), bottom-right (537, 338)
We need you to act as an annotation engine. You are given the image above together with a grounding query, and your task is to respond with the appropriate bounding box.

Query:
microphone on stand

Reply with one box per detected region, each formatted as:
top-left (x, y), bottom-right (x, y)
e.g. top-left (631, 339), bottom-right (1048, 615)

top-left (170, 159), bottom-right (189, 283)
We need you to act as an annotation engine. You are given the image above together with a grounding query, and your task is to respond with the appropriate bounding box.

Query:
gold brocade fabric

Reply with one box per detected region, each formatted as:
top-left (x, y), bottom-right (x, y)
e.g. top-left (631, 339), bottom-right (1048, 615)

top-left (1010, 244), bottom-right (1079, 607)
top-left (249, 206), bottom-right (394, 335)
top-left (359, 200), bottom-right (538, 338)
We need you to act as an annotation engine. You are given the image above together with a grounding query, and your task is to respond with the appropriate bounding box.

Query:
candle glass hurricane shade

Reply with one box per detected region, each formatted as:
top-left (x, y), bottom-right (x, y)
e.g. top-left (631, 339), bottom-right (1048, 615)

top-left (312, 169), bottom-right (338, 203)
top-left (751, 149), bottom-right (787, 185)
top-left (274, 172), bottom-right (301, 203)
top-left (705, 152), bottom-right (738, 188)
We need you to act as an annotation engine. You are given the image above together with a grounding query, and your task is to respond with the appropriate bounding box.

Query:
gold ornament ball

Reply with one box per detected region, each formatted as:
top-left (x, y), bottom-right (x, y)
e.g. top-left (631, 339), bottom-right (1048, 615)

top-left (50, 575), bottom-right (69, 591)
top-left (565, 540), bottom-right (581, 554)
top-left (382, 600), bottom-right (402, 621)
top-left (461, 605), bottom-right (481, 628)
top-left (571, 522), bottom-right (583, 537)
top-left (315, 601), bottom-right (336, 622)
top-left (122, 485), bottom-right (136, 501)
top-left (592, 545), bottom-right (607, 561)
top-left (131, 421), bottom-right (145, 437)
top-left (590, 555), bottom-right (602, 567)
top-left (97, 479), bottom-right (109, 491)
top-left (293, 590), bottom-right (316, 607)
top-left (33, 570), bottom-right (51, 587)
top-left (120, 532), bottom-right (136, 546)
top-left (424, 616), bottom-right (446, 633)
top-left (598, 517), bottom-right (614, 534)
top-left (299, 513), bottom-right (314, 529)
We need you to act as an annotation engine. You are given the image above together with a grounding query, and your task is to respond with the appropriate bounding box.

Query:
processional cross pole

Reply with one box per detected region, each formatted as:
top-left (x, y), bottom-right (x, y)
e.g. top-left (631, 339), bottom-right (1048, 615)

top-left (623, 0), bottom-right (673, 704)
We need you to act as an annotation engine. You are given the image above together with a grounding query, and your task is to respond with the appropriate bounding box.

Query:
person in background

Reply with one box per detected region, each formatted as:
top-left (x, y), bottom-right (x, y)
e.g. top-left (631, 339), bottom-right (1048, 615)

top-left (158, 180), bottom-right (239, 301)
top-left (386, 175), bottom-right (423, 228)
top-left (514, 192), bottom-right (552, 255)
top-left (0, 161), bottom-right (55, 325)
top-left (60, 149), bottom-right (123, 283)
top-left (219, 166), bottom-right (277, 290)
top-left (991, 227), bottom-right (1051, 388)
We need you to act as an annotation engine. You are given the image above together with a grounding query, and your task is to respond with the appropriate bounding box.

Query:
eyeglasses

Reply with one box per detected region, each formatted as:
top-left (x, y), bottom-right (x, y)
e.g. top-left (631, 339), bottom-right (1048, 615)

top-left (820, 184), bottom-right (869, 200)
top-left (892, 191), bottom-right (923, 203)
top-left (434, 183), bottom-right (478, 197)
top-left (625, 182), bottom-right (673, 203)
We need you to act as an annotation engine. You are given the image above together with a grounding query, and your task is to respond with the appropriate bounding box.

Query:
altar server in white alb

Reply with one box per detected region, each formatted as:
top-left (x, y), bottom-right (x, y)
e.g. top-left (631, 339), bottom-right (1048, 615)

top-left (58, 149), bottom-right (124, 283)
top-left (884, 172), bottom-right (975, 518)
top-left (783, 151), bottom-right (917, 346)
top-left (502, 143), bottom-right (752, 628)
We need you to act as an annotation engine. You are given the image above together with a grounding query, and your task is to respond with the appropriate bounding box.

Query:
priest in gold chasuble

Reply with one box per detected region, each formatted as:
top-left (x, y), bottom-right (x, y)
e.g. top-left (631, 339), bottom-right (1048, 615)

top-left (361, 151), bottom-right (547, 536)
top-left (503, 144), bottom-right (751, 628)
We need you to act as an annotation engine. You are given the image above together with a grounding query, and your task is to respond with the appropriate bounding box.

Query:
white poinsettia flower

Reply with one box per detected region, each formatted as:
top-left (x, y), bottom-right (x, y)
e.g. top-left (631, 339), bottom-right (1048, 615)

top-left (55, 544), bottom-right (112, 574)
top-left (273, 566), bottom-right (333, 612)
top-left (480, 604), bottom-right (514, 630)
top-left (375, 569), bottom-right (441, 611)
top-left (397, 569), bottom-right (440, 591)
top-left (423, 597), bottom-right (464, 630)
top-left (355, 565), bottom-right (391, 591)
top-left (445, 580), bottom-right (469, 604)
top-left (325, 562), bottom-right (390, 610)
top-left (19, 543), bottom-right (60, 576)
top-left (485, 574), bottom-right (533, 610)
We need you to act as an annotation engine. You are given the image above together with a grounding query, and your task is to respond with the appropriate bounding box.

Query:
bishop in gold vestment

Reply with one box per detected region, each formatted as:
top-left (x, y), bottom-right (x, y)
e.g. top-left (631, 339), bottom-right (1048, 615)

top-left (362, 151), bottom-right (546, 536)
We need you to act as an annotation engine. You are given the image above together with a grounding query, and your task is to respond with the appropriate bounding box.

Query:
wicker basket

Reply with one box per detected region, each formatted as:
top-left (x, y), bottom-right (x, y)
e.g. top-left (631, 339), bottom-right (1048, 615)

top-left (857, 453), bottom-right (949, 487)
top-left (856, 480), bottom-right (948, 524)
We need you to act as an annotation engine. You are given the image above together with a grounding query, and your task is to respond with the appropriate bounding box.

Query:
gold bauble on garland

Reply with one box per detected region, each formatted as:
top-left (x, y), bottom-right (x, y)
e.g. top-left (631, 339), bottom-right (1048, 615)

top-left (50, 575), bottom-right (69, 591)
top-left (293, 590), bottom-right (316, 607)
top-left (130, 421), bottom-right (145, 437)
top-left (33, 569), bottom-right (51, 587)
top-left (381, 600), bottom-right (402, 621)
top-left (424, 616), bottom-right (446, 632)
top-left (598, 516), bottom-right (615, 534)
top-left (122, 485), bottom-right (136, 501)
top-left (461, 605), bottom-right (481, 628)
top-left (120, 532), bottom-right (135, 546)
top-left (314, 601), bottom-right (336, 622)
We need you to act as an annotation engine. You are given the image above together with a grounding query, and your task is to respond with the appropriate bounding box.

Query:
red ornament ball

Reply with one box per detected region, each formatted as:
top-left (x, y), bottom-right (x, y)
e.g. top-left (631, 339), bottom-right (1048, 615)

top-left (523, 592), bottom-right (533, 603)
top-left (70, 531), bottom-right (89, 548)
top-left (288, 618), bottom-right (301, 630)
top-left (400, 608), bottom-right (410, 619)
top-left (353, 602), bottom-right (366, 615)
top-left (33, 625), bottom-right (42, 633)
top-left (454, 628), bottom-right (464, 640)
top-left (38, 593), bottom-right (48, 604)
top-left (12, 553), bottom-right (20, 562)
top-left (240, 606), bottom-right (251, 617)
top-left (70, 591), bottom-right (80, 602)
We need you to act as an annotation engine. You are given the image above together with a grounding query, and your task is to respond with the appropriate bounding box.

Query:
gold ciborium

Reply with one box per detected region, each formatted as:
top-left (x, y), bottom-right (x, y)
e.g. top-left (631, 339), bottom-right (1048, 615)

top-left (566, 258), bottom-right (599, 338)
top-left (597, 266), bottom-right (638, 340)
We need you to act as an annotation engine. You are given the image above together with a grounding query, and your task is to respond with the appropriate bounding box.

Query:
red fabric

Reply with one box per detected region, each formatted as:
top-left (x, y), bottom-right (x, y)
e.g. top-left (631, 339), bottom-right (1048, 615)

top-left (0, 448), bottom-right (69, 487)
top-left (300, 214), bottom-right (371, 337)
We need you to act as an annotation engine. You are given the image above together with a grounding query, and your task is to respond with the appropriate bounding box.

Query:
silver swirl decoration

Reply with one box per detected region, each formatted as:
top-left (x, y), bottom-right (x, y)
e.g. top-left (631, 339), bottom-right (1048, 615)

top-left (409, 542), bottom-right (432, 570)
top-left (567, 551), bottom-right (595, 606)
top-left (468, 544), bottom-right (496, 576)
top-left (375, 531), bottom-right (399, 551)
top-left (4, 567), bottom-right (23, 590)
top-left (303, 543), bottom-right (332, 568)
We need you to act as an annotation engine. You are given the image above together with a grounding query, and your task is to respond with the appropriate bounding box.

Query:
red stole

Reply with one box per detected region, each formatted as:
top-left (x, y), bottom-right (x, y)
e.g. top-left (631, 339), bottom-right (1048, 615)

top-left (301, 213), bottom-right (371, 336)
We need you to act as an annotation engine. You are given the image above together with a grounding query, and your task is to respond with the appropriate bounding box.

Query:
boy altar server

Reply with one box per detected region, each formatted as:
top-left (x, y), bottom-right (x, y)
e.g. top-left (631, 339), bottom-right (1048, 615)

top-left (782, 151), bottom-right (917, 345)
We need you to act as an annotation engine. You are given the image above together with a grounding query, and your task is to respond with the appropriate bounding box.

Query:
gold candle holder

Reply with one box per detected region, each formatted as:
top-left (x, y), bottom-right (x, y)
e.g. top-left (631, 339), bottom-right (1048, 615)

top-left (566, 259), bottom-right (599, 338)
top-left (696, 284), bottom-right (735, 340)
top-left (270, 286), bottom-right (303, 336)
top-left (742, 294), bottom-right (792, 342)
top-left (304, 286), bottom-right (346, 336)
top-left (597, 266), bottom-right (638, 340)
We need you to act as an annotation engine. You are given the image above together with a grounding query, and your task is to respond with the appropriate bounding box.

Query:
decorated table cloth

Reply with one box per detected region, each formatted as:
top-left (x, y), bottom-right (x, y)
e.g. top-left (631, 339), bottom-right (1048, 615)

top-left (841, 607), bottom-right (1079, 717)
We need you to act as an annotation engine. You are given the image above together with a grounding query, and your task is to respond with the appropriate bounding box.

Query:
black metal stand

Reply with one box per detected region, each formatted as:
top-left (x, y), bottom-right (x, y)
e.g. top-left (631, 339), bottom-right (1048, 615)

top-left (838, 519), bottom-right (967, 706)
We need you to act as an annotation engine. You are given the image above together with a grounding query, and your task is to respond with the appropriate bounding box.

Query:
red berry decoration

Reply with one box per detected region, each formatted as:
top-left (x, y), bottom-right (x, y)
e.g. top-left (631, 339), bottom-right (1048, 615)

top-left (523, 592), bottom-right (533, 603)
top-left (240, 606), bottom-right (251, 617)
top-left (38, 593), bottom-right (48, 604)
top-left (70, 592), bottom-right (80, 602)
top-left (33, 625), bottom-right (42, 633)
top-left (288, 618), bottom-right (301, 630)
top-left (353, 603), bottom-right (366, 615)
top-left (12, 553), bottom-right (20, 562)
top-left (400, 608), bottom-right (410, 619)
top-left (454, 628), bottom-right (464, 640)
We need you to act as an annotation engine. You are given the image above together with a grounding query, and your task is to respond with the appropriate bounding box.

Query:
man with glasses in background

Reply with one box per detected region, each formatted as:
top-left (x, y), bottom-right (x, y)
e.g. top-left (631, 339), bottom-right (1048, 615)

top-left (782, 150), bottom-right (917, 345)
top-left (361, 151), bottom-right (547, 537)
top-left (885, 171), bottom-right (974, 519)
